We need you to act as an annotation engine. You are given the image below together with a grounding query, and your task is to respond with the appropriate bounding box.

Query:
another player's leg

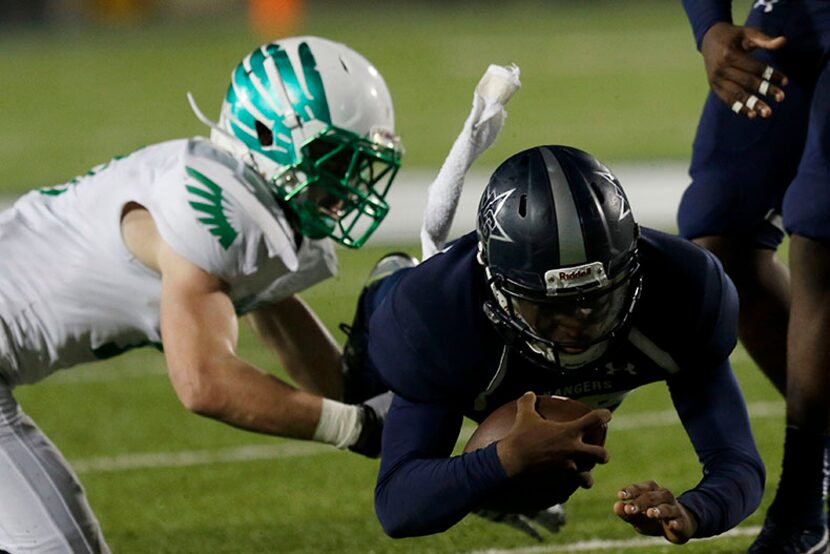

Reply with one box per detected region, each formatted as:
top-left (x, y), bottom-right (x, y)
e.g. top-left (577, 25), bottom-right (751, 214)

top-left (693, 236), bottom-right (789, 394)
top-left (749, 235), bottom-right (830, 554)
top-left (751, 53), bottom-right (830, 553)
top-left (0, 387), bottom-right (110, 553)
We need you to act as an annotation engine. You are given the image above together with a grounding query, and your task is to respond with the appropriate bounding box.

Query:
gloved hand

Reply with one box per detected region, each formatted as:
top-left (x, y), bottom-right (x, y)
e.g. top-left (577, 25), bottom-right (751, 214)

top-left (348, 403), bottom-right (383, 458)
top-left (473, 504), bottom-right (566, 542)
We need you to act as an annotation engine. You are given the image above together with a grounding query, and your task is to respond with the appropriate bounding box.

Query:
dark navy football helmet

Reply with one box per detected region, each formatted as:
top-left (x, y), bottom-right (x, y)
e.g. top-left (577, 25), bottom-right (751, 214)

top-left (476, 145), bottom-right (642, 371)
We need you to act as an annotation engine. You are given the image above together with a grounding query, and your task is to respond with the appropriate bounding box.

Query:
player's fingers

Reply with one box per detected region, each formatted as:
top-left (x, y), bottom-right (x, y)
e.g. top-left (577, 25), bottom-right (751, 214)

top-left (514, 391), bottom-right (539, 423)
top-left (713, 80), bottom-right (768, 119)
top-left (575, 442), bottom-right (609, 464)
top-left (618, 481), bottom-right (660, 500)
top-left (645, 502), bottom-right (682, 521)
top-left (571, 409), bottom-right (612, 431)
top-left (613, 500), bottom-right (629, 518)
top-left (721, 66), bottom-right (785, 102)
top-left (718, 52), bottom-right (788, 87)
top-left (742, 28), bottom-right (787, 52)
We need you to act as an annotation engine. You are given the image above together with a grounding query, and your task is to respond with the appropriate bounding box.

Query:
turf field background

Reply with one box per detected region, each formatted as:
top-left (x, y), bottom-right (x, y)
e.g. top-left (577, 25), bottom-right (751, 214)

top-left (4, 1), bottom-right (791, 552)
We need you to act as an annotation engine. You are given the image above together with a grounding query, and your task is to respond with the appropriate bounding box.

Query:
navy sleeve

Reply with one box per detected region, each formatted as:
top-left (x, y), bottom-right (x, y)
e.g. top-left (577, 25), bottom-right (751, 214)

top-left (374, 395), bottom-right (509, 538)
top-left (681, 0), bottom-right (733, 49)
top-left (669, 358), bottom-right (765, 537)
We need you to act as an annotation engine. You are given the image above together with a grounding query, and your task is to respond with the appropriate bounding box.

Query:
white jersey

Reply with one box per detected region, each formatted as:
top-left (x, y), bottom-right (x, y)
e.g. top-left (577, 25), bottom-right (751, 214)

top-left (0, 138), bottom-right (337, 385)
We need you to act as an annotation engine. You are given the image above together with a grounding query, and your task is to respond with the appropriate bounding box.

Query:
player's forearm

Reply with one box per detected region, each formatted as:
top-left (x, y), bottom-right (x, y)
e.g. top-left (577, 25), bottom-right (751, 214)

top-left (247, 296), bottom-right (343, 399)
top-left (172, 353), bottom-right (324, 439)
top-left (669, 360), bottom-right (765, 536)
top-left (681, 0), bottom-right (733, 49)
top-left (678, 451), bottom-right (765, 537)
top-left (375, 443), bottom-right (508, 538)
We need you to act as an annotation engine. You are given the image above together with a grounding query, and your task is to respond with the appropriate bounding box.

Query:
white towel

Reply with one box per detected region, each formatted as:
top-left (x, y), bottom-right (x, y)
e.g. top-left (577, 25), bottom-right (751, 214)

top-left (420, 63), bottom-right (521, 260)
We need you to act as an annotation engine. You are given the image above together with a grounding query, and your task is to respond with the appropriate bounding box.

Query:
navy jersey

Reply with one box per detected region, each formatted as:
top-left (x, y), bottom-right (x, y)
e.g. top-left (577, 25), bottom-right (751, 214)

top-left (679, 0), bottom-right (830, 245)
top-left (370, 229), bottom-right (764, 538)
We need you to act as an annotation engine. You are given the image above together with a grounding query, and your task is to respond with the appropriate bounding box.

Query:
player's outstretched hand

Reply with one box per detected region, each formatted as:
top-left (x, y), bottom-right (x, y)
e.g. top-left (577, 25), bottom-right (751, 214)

top-left (496, 392), bottom-right (611, 478)
top-left (701, 22), bottom-right (788, 119)
top-left (613, 481), bottom-right (698, 544)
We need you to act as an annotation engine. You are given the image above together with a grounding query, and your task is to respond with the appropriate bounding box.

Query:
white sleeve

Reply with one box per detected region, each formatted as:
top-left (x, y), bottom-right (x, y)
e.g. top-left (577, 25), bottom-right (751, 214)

top-left (148, 140), bottom-right (297, 282)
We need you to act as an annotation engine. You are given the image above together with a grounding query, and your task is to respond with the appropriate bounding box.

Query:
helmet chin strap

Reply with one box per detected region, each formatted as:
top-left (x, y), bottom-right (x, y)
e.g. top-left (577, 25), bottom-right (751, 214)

top-left (187, 92), bottom-right (247, 149)
top-left (187, 91), bottom-right (268, 169)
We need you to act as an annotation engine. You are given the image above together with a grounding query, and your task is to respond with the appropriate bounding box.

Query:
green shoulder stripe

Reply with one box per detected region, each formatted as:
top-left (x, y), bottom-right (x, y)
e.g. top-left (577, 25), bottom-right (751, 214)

top-left (185, 166), bottom-right (239, 250)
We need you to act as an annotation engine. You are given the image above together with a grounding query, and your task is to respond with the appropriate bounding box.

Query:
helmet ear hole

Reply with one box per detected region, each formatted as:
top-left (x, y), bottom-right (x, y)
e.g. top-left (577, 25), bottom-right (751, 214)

top-left (519, 194), bottom-right (527, 217)
top-left (255, 121), bottom-right (274, 147)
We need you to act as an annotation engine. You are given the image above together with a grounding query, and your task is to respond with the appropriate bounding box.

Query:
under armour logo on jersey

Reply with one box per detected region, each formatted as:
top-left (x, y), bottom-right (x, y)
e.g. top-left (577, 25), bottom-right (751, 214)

top-left (753, 0), bottom-right (778, 13)
top-left (605, 360), bottom-right (637, 376)
top-left (186, 167), bottom-right (239, 250)
top-left (479, 188), bottom-right (515, 243)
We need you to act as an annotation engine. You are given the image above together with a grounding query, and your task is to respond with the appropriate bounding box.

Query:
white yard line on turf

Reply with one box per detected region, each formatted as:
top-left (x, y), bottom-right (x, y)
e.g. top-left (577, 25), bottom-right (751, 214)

top-left (465, 525), bottom-right (761, 554)
top-left (69, 401), bottom-right (782, 474)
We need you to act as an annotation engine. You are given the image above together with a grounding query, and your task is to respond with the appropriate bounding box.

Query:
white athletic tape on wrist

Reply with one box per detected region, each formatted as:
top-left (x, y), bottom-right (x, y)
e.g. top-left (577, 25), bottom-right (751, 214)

top-left (746, 95), bottom-right (759, 110)
top-left (312, 399), bottom-right (361, 449)
top-left (762, 65), bottom-right (774, 81)
top-left (759, 80), bottom-right (770, 96)
top-left (732, 101), bottom-right (744, 114)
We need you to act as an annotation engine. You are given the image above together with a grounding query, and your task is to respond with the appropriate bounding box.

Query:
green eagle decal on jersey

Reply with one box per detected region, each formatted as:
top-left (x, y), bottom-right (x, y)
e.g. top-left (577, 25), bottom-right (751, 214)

top-left (185, 167), bottom-right (239, 250)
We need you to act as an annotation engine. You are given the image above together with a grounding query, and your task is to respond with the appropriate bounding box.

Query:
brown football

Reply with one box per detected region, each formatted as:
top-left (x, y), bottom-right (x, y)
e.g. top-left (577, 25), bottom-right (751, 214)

top-left (464, 395), bottom-right (608, 514)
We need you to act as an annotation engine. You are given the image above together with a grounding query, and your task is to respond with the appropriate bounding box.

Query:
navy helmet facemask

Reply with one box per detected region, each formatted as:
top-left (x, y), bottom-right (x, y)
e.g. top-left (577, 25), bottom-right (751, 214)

top-left (476, 145), bottom-right (642, 372)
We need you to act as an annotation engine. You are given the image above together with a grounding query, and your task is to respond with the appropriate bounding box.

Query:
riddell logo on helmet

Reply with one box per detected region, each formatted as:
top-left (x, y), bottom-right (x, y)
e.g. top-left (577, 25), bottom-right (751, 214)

top-left (545, 261), bottom-right (608, 291)
top-left (559, 267), bottom-right (592, 281)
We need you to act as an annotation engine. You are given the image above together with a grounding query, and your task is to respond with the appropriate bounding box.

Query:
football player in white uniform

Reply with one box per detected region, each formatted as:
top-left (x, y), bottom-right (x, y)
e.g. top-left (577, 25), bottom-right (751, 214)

top-left (0, 36), bottom-right (402, 553)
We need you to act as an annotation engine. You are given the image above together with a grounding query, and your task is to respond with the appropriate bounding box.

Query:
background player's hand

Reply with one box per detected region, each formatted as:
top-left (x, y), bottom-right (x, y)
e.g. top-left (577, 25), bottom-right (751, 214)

top-left (496, 392), bottom-right (610, 478)
top-left (613, 481), bottom-right (698, 544)
top-left (701, 22), bottom-right (788, 119)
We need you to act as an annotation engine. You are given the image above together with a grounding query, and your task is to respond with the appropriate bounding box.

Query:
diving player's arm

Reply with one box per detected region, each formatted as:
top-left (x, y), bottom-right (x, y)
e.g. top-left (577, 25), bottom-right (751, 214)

top-left (375, 393), bottom-right (611, 538)
top-left (613, 357), bottom-right (764, 542)
top-left (374, 395), bottom-right (506, 537)
top-left (246, 298), bottom-right (343, 400)
top-left (670, 358), bottom-right (765, 537)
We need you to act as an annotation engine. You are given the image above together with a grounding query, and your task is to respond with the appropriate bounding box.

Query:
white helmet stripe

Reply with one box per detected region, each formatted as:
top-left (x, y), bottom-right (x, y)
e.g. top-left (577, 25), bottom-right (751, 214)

top-left (231, 71), bottom-right (275, 128)
top-left (260, 47), bottom-right (298, 122)
top-left (226, 112), bottom-right (257, 139)
top-left (540, 147), bottom-right (586, 265)
top-left (244, 53), bottom-right (284, 117)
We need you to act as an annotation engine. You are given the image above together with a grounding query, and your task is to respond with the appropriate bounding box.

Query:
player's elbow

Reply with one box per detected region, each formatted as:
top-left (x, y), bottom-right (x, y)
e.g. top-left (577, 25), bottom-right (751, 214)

top-left (375, 506), bottom-right (417, 539)
top-left (375, 483), bottom-right (451, 538)
top-left (170, 363), bottom-right (228, 417)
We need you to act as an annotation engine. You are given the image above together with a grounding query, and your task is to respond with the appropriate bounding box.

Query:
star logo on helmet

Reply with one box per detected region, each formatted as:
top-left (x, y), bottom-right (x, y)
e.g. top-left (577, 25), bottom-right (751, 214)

top-left (479, 188), bottom-right (515, 243)
top-left (602, 172), bottom-right (631, 222)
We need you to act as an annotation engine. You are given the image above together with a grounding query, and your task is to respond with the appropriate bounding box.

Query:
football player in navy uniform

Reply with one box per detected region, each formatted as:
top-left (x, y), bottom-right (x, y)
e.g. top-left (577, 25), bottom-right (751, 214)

top-left (340, 145), bottom-right (765, 544)
top-left (679, 2), bottom-right (830, 551)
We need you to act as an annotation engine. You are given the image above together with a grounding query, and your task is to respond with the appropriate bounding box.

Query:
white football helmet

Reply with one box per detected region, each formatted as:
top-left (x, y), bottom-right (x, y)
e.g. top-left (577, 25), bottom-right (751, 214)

top-left (192, 36), bottom-right (402, 248)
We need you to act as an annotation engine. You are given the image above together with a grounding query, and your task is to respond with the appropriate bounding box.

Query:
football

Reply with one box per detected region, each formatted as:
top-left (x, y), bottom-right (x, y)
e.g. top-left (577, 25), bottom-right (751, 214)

top-left (464, 395), bottom-right (608, 514)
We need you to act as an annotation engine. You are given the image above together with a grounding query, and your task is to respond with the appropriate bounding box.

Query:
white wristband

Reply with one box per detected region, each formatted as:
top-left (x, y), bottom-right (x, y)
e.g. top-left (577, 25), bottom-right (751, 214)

top-left (312, 399), bottom-right (362, 449)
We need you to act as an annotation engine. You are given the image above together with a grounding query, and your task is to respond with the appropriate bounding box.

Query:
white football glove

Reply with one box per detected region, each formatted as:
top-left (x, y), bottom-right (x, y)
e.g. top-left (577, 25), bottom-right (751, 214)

top-left (473, 504), bottom-right (566, 542)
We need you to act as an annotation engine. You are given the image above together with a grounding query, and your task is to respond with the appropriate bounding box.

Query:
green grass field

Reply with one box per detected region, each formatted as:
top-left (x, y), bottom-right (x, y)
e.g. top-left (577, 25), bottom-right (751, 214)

top-left (3, 1), bottom-right (791, 552)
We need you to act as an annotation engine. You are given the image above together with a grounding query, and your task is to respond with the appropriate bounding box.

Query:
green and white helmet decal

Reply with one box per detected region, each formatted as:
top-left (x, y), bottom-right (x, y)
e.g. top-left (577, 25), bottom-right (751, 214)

top-left (205, 36), bottom-right (402, 248)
